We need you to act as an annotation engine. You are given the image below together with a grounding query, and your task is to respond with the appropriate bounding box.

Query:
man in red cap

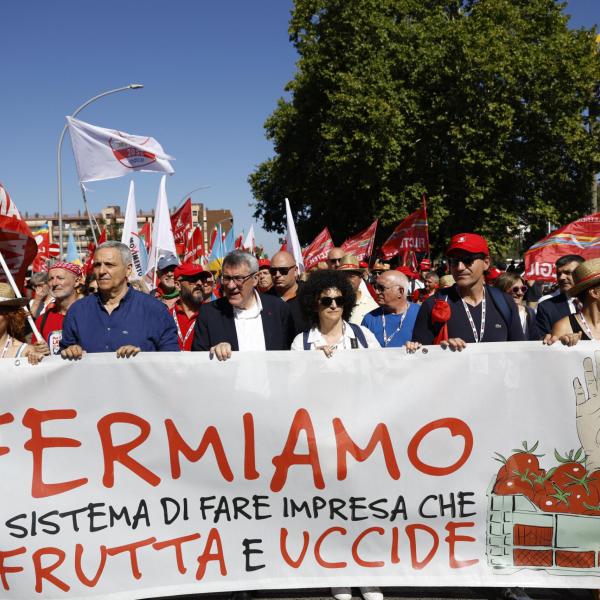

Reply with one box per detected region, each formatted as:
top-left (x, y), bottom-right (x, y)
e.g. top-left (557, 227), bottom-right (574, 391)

top-left (257, 258), bottom-right (273, 293)
top-left (172, 262), bottom-right (205, 351)
top-left (34, 261), bottom-right (82, 355)
top-left (410, 233), bottom-right (524, 349)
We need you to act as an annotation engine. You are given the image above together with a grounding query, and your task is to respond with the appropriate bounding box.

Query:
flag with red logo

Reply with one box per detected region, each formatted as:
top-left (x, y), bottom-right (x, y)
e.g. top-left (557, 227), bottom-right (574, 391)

top-left (234, 233), bottom-right (244, 250)
top-left (341, 220), bottom-right (378, 261)
top-left (0, 183), bottom-right (37, 289)
top-left (81, 228), bottom-right (108, 276)
top-left (31, 224), bottom-right (51, 272)
top-left (302, 227), bottom-right (334, 270)
top-left (242, 225), bottom-right (256, 253)
top-left (183, 226), bottom-right (204, 263)
top-left (66, 116), bottom-right (174, 183)
top-left (170, 199), bottom-right (193, 256)
top-left (380, 196), bottom-right (429, 260)
top-left (139, 222), bottom-right (151, 252)
top-left (524, 213), bottom-right (600, 281)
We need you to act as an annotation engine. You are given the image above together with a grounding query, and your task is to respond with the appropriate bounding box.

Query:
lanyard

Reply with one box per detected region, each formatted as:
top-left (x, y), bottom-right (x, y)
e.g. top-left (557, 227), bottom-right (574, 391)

top-left (1, 335), bottom-right (12, 359)
top-left (171, 308), bottom-right (195, 349)
top-left (381, 310), bottom-right (407, 347)
top-left (461, 288), bottom-right (486, 343)
top-left (577, 311), bottom-right (596, 340)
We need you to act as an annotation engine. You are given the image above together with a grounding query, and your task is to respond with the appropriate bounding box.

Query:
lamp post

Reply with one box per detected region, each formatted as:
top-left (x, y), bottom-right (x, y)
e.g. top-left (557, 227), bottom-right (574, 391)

top-left (178, 185), bottom-right (211, 207)
top-left (56, 84), bottom-right (144, 258)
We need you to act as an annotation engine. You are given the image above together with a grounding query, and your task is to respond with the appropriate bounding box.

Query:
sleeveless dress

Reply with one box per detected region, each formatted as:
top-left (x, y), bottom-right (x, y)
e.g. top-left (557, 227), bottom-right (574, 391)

top-left (569, 314), bottom-right (591, 340)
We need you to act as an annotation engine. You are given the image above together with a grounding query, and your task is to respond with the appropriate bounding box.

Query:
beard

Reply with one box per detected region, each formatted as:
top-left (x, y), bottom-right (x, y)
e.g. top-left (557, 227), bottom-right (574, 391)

top-left (180, 286), bottom-right (203, 309)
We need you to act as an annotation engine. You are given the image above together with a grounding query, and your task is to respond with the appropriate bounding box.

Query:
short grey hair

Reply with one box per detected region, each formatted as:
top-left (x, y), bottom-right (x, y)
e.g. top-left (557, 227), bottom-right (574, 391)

top-left (380, 270), bottom-right (409, 292)
top-left (30, 271), bottom-right (48, 285)
top-left (96, 241), bottom-right (132, 267)
top-left (223, 250), bottom-right (259, 273)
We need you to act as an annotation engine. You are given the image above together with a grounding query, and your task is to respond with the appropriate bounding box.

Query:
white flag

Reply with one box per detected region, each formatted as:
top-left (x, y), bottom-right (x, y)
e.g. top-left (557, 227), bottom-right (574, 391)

top-left (243, 225), bottom-right (255, 252)
top-left (66, 116), bottom-right (175, 183)
top-left (284, 198), bottom-right (305, 273)
top-left (145, 175), bottom-right (178, 278)
top-left (120, 181), bottom-right (146, 280)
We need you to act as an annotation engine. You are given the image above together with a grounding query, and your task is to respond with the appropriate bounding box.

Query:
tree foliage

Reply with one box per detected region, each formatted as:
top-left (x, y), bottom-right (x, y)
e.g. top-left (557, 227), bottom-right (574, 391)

top-left (249, 0), bottom-right (600, 255)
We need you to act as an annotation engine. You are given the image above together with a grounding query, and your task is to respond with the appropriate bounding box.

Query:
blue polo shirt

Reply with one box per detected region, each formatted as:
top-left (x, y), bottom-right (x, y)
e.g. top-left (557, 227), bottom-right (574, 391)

top-left (361, 303), bottom-right (420, 347)
top-left (60, 287), bottom-right (180, 353)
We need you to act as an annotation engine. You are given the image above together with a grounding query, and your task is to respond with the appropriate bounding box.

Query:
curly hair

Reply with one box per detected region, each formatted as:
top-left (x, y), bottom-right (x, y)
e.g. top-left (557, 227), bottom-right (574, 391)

top-left (297, 269), bottom-right (356, 327)
top-left (0, 308), bottom-right (27, 342)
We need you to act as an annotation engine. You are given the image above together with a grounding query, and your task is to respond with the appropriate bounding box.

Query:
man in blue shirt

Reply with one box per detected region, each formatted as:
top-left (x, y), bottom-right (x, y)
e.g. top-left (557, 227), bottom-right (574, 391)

top-left (60, 241), bottom-right (179, 359)
top-left (361, 270), bottom-right (419, 347)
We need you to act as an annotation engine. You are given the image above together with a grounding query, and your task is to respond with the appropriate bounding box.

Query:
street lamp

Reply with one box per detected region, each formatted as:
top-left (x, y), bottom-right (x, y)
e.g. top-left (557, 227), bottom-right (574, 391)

top-left (56, 83), bottom-right (144, 258)
top-left (178, 185), bottom-right (211, 207)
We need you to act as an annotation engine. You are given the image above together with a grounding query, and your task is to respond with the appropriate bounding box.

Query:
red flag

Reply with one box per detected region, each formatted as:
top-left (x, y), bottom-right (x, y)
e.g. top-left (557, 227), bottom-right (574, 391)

top-left (341, 220), bottom-right (378, 261)
top-left (381, 196), bottom-right (429, 260)
top-left (302, 227), bottom-right (334, 270)
top-left (234, 233), bottom-right (244, 250)
top-left (183, 226), bottom-right (204, 263)
top-left (524, 213), bottom-right (600, 281)
top-left (31, 226), bottom-right (51, 273)
top-left (81, 228), bottom-right (108, 276)
top-left (170, 199), bottom-right (193, 256)
top-left (139, 222), bottom-right (151, 251)
top-left (97, 228), bottom-right (107, 245)
top-left (0, 183), bottom-right (37, 289)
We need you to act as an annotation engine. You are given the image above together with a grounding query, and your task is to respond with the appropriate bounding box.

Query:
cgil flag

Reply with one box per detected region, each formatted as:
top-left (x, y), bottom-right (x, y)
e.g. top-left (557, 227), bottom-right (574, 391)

top-left (380, 195), bottom-right (430, 260)
top-left (284, 198), bottom-right (305, 273)
top-left (145, 175), bottom-right (179, 278)
top-left (66, 116), bottom-right (174, 183)
top-left (170, 199), bottom-right (193, 256)
top-left (525, 213), bottom-right (600, 281)
top-left (0, 183), bottom-right (37, 289)
top-left (183, 226), bottom-right (204, 263)
top-left (302, 227), bottom-right (334, 270)
top-left (341, 219), bottom-right (378, 261)
top-left (31, 224), bottom-right (51, 273)
top-left (120, 181), bottom-right (147, 279)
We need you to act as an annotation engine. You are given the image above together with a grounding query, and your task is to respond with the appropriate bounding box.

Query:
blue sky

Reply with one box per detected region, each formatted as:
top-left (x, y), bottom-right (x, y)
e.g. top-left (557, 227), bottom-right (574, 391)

top-left (0, 1), bottom-right (597, 255)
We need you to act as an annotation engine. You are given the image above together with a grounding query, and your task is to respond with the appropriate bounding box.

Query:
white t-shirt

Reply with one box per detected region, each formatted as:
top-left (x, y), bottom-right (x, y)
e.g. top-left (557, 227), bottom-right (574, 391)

top-left (233, 291), bottom-right (266, 351)
top-left (291, 321), bottom-right (380, 351)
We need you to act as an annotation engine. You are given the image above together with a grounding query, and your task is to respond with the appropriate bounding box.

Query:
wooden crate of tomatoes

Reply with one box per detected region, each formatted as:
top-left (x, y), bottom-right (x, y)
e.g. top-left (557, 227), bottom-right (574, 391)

top-left (487, 442), bottom-right (600, 573)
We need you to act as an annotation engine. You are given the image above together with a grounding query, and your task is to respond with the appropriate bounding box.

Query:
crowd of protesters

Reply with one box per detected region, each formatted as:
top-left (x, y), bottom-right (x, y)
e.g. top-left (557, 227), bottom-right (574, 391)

top-left (1, 233), bottom-right (597, 600)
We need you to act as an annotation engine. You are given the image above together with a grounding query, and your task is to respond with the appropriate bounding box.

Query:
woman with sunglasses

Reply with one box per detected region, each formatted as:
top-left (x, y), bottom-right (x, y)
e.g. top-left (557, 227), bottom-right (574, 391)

top-left (494, 272), bottom-right (539, 340)
top-left (291, 269), bottom-right (379, 355)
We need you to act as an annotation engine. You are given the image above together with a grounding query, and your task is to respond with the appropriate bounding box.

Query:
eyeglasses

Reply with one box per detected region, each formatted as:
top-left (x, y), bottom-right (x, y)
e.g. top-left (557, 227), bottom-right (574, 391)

top-left (221, 272), bottom-right (256, 286)
top-left (319, 296), bottom-right (344, 307)
top-left (374, 284), bottom-right (402, 293)
top-left (448, 254), bottom-right (486, 268)
top-left (511, 285), bottom-right (528, 294)
top-left (269, 266), bottom-right (295, 276)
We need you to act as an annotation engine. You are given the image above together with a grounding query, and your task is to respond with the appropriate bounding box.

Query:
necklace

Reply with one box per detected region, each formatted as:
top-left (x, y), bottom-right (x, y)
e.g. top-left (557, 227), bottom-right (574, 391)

top-left (1, 335), bottom-right (13, 359)
top-left (461, 287), bottom-right (486, 343)
top-left (381, 310), bottom-right (407, 347)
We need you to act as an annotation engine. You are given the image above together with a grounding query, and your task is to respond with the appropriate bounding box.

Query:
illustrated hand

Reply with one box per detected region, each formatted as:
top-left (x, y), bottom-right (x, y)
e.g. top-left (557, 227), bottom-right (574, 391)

top-left (574, 351), bottom-right (600, 472)
top-left (116, 345), bottom-right (141, 358)
top-left (210, 342), bottom-right (232, 361)
top-left (60, 345), bottom-right (84, 360)
top-left (440, 337), bottom-right (467, 351)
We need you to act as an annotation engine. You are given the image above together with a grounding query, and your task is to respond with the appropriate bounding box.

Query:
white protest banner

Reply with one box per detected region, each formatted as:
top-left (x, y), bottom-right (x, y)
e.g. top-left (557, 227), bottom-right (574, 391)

top-left (1, 343), bottom-right (600, 599)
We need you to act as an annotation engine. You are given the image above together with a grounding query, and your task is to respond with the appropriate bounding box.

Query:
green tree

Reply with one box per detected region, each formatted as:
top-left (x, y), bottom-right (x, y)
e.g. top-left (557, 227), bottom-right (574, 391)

top-left (249, 0), bottom-right (600, 255)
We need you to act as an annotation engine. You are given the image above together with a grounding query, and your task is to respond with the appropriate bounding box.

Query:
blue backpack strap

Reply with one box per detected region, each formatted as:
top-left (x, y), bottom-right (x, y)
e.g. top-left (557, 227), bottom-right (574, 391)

top-left (303, 330), bottom-right (310, 350)
top-left (348, 322), bottom-right (368, 348)
top-left (486, 285), bottom-right (511, 328)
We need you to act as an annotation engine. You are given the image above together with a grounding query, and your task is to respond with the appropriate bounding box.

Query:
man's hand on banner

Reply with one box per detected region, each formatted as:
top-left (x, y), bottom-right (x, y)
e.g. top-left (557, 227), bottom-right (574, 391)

top-left (116, 345), bottom-right (141, 358)
top-left (210, 342), bottom-right (232, 361)
top-left (441, 337), bottom-right (467, 351)
top-left (60, 345), bottom-right (85, 360)
top-left (405, 341), bottom-right (421, 353)
top-left (574, 351), bottom-right (600, 472)
top-left (543, 331), bottom-right (583, 347)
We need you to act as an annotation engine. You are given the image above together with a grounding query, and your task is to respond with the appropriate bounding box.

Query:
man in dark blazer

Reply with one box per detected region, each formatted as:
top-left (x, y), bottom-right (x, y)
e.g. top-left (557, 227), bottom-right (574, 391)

top-left (191, 250), bottom-right (295, 360)
top-left (536, 254), bottom-right (584, 336)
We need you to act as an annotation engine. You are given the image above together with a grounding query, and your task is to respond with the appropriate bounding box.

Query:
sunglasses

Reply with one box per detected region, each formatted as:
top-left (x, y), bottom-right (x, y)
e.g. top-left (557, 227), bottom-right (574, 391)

top-left (319, 296), bottom-right (344, 307)
top-left (374, 283), bottom-right (402, 293)
top-left (511, 285), bottom-right (528, 294)
top-left (448, 254), bottom-right (486, 268)
top-left (269, 266), bottom-right (295, 276)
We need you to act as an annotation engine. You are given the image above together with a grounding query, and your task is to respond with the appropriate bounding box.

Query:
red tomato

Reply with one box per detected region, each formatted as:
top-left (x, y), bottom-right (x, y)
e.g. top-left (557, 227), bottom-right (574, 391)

top-left (568, 483), bottom-right (600, 514)
top-left (550, 462), bottom-right (586, 487)
top-left (494, 476), bottom-right (534, 498)
top-left (506, 452), bottom-right (541, 476)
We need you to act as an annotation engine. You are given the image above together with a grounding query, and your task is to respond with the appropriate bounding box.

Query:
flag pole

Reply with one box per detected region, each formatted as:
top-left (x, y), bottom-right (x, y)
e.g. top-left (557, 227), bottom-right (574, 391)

top-left (80, 184), bottom-right (98, 245)
top-left (0, 250), bottom-right (43, 339)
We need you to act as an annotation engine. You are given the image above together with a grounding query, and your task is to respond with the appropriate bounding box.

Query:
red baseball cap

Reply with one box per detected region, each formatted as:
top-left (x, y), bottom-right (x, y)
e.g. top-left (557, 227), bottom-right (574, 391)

top-left (446, 233), bottom-right (489, 256)
top-left (174, 263), bottom-right (203, 279)
top-left (258, 258), bottom-right (271, 268)
top-left (419, 258), bottom-right (431, 271)
top-left (485, 267), bottom-right (503, 282)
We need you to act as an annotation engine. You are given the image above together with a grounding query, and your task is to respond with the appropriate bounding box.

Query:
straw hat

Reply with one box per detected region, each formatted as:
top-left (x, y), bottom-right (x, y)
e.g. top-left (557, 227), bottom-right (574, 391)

top-left (337, 254), bottom-right (364, 274)
top-left (0, 282), bottom-right (28, 308)
top-left (568, 258), bottom-right (600, 297)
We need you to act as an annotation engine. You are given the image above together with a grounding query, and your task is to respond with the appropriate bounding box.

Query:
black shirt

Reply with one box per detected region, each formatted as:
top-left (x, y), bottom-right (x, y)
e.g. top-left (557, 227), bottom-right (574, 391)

top-left (412, 285), bottom-right (525, 344)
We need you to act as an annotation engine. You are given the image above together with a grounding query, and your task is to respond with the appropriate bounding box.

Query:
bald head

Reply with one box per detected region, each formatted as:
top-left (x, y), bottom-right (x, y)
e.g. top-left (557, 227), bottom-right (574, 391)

top-left (271, 251), bottom-right (296, 267)
top-left (327, 247), bottom-right (345, 269)
top-left (375, 270), bottom-right (409, 312)
top-left (270, 250), bottom-right (298, 296)
top-left (380, 270), bottom-right (408, 291)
